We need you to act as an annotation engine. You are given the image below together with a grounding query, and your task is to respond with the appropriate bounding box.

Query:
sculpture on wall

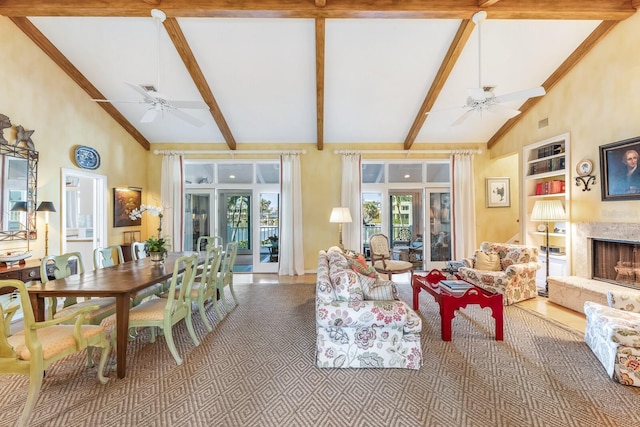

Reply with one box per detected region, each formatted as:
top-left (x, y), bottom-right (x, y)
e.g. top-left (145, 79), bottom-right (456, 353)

top-left (15, 125), bottom-right (35, 150)
top-left (0, 114), bottom-right (10, 145)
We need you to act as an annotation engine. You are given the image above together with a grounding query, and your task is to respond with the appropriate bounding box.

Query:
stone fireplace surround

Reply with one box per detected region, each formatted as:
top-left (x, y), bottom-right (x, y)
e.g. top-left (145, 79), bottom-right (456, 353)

top-left (548, 222), bottom-right (640, 313)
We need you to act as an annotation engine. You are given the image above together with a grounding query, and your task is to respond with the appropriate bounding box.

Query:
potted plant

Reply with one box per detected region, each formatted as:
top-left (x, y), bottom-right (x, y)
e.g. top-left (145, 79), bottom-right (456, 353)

top-left (129, 204), bottom-right (166, 263)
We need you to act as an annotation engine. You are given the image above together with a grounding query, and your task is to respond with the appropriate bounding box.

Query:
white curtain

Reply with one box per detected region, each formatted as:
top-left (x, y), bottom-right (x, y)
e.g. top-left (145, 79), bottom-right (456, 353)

top-left (341, 153), bottom-right (361, 252)
top-left (279, 153), bottom-right (305, 275)
top-left (161, 153), bottom-right (184, 252)
top-left (451, 152), bottom-right (477, 259)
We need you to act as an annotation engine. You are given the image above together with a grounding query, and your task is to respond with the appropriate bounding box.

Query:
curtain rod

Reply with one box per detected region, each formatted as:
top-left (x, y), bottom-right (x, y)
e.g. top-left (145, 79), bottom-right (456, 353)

top-left (153, 149), bottom-right (306, 156)
top-left (333, 149), bottom-right (482, 155)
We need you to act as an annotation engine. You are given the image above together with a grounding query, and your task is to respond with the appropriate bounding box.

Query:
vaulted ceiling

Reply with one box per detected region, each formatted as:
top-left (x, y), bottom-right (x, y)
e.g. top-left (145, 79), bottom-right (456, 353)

top-left (2, 1), bottom-right (637, 151)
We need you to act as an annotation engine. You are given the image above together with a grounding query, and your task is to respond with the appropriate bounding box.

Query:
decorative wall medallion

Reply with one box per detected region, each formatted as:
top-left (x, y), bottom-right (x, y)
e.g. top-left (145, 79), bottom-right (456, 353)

top-left (576, 159), bottom-right (593, 177)
top-left (74, 145), bottom-right (100, 170)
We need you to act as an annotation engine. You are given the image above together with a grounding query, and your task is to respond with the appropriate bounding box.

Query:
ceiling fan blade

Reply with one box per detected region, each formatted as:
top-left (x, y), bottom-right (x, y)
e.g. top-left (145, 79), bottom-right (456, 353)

top-left (451, 109), bottom-right (475, 126)
top-left (494, 86), bottom-right (546, 104)
top-left (91, 98), bottom-right (141, 104)
top-left (168, 100), bottom-right (208, 110)
top-left (487, 104), bottom-right (522, 118)
top-left (140, 108), bottom-right (159, 123)
top-left (124, 82), bottom-right (158, 101)
top-left (166, 107), bottom-right (205, 127)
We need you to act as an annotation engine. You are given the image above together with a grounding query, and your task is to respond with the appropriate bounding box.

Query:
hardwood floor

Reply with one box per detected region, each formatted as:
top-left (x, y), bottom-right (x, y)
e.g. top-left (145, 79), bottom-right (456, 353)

top-left (238, 273), bottom-right (587, 333)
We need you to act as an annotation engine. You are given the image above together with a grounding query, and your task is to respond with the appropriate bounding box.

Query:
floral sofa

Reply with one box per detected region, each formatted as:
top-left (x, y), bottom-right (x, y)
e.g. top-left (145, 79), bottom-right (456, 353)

top-left (457, 241), bottom-right (540, 305)
top-left (585, 290), bottom-right (640, 387)
top-left (316, 247), bottom-right (422, 369)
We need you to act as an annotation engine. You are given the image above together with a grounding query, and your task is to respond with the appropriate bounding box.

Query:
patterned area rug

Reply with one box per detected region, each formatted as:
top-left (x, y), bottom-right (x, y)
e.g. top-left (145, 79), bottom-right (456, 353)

top-left (3, 281), bottom-right (640, 426)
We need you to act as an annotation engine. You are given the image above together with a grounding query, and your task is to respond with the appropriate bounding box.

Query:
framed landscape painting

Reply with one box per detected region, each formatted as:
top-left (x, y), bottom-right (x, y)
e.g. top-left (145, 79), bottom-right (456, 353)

top-left (600, 136), bottom-right (640, 201)
top-left (113, 188), bottom-right (142, 227)
top-left (486, 177), bottom-right (510, 208)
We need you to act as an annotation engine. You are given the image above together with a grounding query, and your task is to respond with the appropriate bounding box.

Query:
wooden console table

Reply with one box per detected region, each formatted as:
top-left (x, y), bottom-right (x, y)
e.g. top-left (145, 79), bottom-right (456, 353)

top-left (0, 258), bottom-right (78, 295)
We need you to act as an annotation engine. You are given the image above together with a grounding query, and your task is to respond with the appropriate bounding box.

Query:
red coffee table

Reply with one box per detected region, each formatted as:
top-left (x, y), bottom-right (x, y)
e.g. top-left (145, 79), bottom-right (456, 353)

top-left (412, 269), bottom-right (503, 341)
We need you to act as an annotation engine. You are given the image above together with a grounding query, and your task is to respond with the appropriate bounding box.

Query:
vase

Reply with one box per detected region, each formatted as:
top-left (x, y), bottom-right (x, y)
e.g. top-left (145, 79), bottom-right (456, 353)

top-left (149, 251), bottom-right (165, 264)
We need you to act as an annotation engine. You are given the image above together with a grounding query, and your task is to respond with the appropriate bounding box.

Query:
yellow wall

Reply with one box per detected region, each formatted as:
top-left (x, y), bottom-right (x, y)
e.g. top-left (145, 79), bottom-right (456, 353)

top-left (489, 11), bottom-right (640, 273)
top-left (0, 17), bottom-right (148, 259)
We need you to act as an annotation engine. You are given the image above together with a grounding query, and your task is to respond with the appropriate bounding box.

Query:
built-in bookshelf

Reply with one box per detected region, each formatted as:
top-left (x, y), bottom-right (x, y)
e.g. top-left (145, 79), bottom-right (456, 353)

top-left (522, 133), bottom-right (571, 288)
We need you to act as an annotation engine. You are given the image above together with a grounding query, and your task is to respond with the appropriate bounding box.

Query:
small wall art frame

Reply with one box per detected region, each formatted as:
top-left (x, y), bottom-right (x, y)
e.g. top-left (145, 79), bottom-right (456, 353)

top-left (113, 187), bottom-right (142, 227)
top-left (486, 177), bottom-right (510, 208)
top-left (600, 136), bottom-right (640, 201)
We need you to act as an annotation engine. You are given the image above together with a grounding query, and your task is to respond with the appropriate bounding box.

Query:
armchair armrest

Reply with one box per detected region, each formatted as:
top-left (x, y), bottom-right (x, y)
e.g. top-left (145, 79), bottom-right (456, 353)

top-left (30, 304), bottom-right (101, 348)
top-left (607, 290), bottom-right (640, 313)
top-left (503, 261), bottom-right (540, 275)
top-left (317, 299), bottom-right (413, 329)
top-left (461, 257), bottom-right (474, 268)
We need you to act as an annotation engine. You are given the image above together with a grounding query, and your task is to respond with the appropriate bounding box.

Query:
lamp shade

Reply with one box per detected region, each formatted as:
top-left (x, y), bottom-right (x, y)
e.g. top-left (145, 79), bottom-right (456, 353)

top-left (329, 207), bottom-right (352, 223)
top-left (36, 201), bottom-right (57, 213)
top-left (531, 200), bottom-right (566, 222)
top-left (11, 201), bottom-right (28, 212)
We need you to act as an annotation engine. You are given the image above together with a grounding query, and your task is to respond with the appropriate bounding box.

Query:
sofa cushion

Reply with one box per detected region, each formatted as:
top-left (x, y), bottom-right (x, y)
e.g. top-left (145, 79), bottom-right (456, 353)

top-left (474, 250), bottom-right (501, 271)
top-left (329, 268), bottom-right (363, 302)
top-left (348, 255), bottom-right (376, 277)
top-left (358, 274), bottom-right (398, 300)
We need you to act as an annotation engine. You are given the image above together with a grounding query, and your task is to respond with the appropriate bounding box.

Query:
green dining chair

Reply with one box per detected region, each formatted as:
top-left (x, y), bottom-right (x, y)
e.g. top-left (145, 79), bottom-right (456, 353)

top-left (190, 245), bottom-right (223, 331)
top-left (216, 241), bottom-right (239, 318)
top-left (93, 245), bottom-right (125, 269)
top-left (1, 279), bottom-right (110, 427)
top-left (101, 254), bottom-right (200, 365)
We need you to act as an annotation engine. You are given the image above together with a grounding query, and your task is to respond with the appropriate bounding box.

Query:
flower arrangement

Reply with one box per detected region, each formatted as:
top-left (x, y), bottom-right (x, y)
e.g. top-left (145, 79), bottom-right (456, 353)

top-left (130, 204), bottom-right (167, 255)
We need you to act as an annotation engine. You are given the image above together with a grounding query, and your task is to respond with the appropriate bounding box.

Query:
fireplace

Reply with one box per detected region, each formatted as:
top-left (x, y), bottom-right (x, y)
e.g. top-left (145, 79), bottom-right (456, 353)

top-left (592, 238), bottom-right (640, 290)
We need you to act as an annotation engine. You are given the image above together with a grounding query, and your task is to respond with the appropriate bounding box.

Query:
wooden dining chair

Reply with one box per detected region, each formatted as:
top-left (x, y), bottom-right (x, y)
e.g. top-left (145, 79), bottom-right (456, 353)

top-left (1, 279), bottom-right (110, 427)
top-left (216, 241), bottom-right (239, 318)
top-left (102, 254), bottom-right (200, 365)
top-left (41, 252), bottom-right (117, 325)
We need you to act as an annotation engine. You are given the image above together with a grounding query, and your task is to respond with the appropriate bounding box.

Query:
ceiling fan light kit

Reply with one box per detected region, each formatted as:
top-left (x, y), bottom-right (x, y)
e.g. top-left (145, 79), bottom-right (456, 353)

top-left (92, 8), bottom-right (207, 127)
top-left (427, 10), bottom-right (546, 126)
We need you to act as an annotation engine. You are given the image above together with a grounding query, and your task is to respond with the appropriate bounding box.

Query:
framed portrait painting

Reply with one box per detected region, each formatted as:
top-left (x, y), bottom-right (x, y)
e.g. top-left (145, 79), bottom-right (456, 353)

top-left (486, 177), bottom-right (510, 208)
top-left (113, 188), bottom-right (142, 227)
top-left (600, 136), bottom-right (640, 201)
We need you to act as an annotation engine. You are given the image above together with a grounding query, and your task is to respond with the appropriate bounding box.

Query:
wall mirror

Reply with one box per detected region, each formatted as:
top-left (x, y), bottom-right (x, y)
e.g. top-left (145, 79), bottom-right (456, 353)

top-left (0, 142), bottom-right (38, 241)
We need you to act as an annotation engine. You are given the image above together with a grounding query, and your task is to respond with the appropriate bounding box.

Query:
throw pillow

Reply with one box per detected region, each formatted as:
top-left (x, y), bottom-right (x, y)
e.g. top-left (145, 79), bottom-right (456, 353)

top-left (474, 251), bottom-right (501, 271)
top-left (347, 255), bottom-right (376, 278)
top-left (330, 269), bottom-right (364, 302)
top-left (358, 273), bottom-right (398, 300)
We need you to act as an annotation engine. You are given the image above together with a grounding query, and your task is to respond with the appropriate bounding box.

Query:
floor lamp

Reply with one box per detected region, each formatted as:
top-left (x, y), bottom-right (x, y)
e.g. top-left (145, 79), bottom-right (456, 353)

top-left (329, 207), bottom-right (352, 251)
top-left (37, 201), bottom-right (56, 256)
top-left (531, 200), bottom-right (566, 297)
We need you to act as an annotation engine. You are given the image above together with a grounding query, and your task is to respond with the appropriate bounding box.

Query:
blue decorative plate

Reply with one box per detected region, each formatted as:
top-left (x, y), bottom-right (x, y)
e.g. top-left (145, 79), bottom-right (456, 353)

top-left (75, 145), bottom-right (100, 170)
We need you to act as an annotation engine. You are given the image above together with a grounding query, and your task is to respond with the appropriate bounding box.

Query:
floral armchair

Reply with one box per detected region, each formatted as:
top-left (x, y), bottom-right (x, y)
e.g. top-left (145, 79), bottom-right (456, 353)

top-left (316, 248), bottom-right (422, 369)
top-left (457, 241), bottom-right (540, 305)
top-left (585, 290), bottom-right (640, 387)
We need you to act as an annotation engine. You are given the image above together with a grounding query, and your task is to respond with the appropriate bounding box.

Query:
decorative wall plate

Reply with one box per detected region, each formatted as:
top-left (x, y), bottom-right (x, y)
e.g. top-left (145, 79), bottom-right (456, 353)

top-left (576, 159), bottom-right (593, 177)
top-left (74, 145), bottom-right (100, 170)
top-left (537, 224), bottom-right (547, 232)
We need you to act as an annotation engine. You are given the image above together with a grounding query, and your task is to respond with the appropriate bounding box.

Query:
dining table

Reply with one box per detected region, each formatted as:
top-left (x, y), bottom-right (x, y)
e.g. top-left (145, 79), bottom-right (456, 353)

top-left (27, 252), bottom-right (203, 379)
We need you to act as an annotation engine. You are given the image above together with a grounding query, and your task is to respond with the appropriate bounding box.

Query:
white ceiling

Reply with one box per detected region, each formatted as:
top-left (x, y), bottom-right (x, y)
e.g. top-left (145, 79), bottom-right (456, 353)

top-left (27, 14), bottom-right (602, 146)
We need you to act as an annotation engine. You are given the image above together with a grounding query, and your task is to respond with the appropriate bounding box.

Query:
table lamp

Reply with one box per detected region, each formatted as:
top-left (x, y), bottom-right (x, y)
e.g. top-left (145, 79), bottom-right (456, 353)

top-left (329, 207), bottom-right (352, 251)
top-left (37, 201), bottom-right (56, 256)
top-left (531, 200), bottom-right (566, 297)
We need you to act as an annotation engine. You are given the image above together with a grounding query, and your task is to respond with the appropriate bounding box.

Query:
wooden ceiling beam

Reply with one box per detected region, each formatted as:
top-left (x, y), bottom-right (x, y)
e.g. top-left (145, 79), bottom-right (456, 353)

top-left (0, 1), bottom-right (635, 20)
top-left (404, 19), bottom-right (475, 150)
top-left (163, 18), bottom-right (236, 150)
top-left (8, 17), bottom-right (151, 151)
top-left (315, 18), bottom-right (325, 151)
top-left (487, 20), bottom-right (619, 149)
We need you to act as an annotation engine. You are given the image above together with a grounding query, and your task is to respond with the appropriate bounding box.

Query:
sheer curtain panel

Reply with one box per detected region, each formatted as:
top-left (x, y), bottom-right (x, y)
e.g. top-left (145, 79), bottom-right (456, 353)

top-left (341, 153), bottom-right (361, 252)
top-left (161, 153), bottom-right (185, 252)
top-left (451, 152), bottom-right (477, 259)
top-left (279, 153), bottom-right (304, 275)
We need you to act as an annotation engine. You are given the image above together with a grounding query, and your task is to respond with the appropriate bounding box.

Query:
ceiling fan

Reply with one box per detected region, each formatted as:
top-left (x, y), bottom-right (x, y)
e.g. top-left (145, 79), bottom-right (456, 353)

top-left (93, 9), bottom-right (208, 127)
top-left (431, 11), bottom-right (546, 126)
